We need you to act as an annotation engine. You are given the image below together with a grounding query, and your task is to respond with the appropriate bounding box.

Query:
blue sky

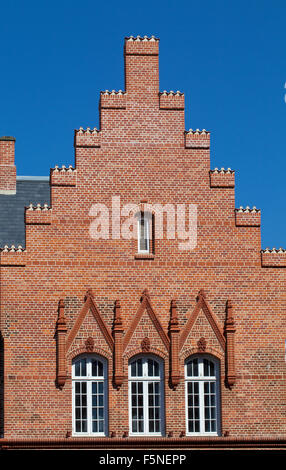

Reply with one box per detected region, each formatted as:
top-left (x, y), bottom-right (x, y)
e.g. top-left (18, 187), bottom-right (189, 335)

top-left (0, 0), bottom-right (285, 248)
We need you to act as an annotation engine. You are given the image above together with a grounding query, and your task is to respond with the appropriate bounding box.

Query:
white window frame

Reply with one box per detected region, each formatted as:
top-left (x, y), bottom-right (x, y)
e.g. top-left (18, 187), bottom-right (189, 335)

top-left (185, 355), bottom-right (220, 436)
top-left (72, 354), bottom-right (108, 437)
top-left (137, 212), bottom-right (150, 254)
top-left (128, 355), bottom-right (165, 436)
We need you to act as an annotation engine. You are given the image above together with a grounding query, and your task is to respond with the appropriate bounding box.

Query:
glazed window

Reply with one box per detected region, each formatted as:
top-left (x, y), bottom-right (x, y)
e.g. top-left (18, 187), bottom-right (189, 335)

top-left (185, 355), bottom-right (220, 435)
top-left (72, 355), bottom-right (108, 436)
top-left (138, 212), bottom-right (150, 253)
top-left (129, 356), bottom-right (164, 436)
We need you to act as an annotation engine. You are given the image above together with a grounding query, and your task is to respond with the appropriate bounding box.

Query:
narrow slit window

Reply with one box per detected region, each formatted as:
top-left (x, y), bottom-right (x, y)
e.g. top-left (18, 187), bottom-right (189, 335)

top-left (138, 212), bottom-right (150, 253)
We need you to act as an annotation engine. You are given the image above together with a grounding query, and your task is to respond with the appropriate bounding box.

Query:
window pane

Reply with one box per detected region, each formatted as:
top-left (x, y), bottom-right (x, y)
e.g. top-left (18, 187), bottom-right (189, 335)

top-left (91, 380), bottom-right (105, 434)
top-left (204, 381), bottom-right (216, 434)
top-left (129, 357), bottom-right (163, 435)
top-left (98, 361), bottom-right (104, 377)
top-left (131, 358), bottom-right (143, 377)
top-left (187, 358), bottom-right (198, 377)
top-left (147, 359), bottom-right (159, 377)
top-left (73, 356), bottom-right (106, 436)
top-left (148, 381), bottom-right (160, 434)
top-left (74, 358), bottom-right (86, 377)
top-left (131, 381), bottom-right (144, 433)
top-left (204, 359), bottom-right (215, 377)
top-left (74, 381), bottom-right (88, 433)
top-left (91, 359), bottom-right (104, 377)
top-left (187, 381), bottom-right (200, 433)
top-left (186, 357), bottom-right (219, 435)
top-left (139, 215), bottom-right (149, 252)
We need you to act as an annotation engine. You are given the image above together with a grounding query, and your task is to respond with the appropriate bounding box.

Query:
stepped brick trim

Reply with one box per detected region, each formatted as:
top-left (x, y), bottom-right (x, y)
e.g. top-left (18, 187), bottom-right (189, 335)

top-left (159, 91), bottom-right (184, 110)
top-left (179, 290), bottom-right (226, 352)
top-left (74, 128), bottom-right (101, 147)
top-left (50, 166), bottom-right (77, 187)
top-left (235, 207), bottom-right (261, 227)
top-left (210, 168), bottom-right (235, 188)
top-left (25, 204), bottom-right (52, 225)
top-left (123, 289), bottom-right (170, 352)
top-left (100, 91), bottom-right (127, 109)
top-left (0, 245), bottom-right (27, 266)
top-left (185, 129), bottom-right (210, 149)
top-left (261, 248), bottom-right (286, 267)
top-left (125, 36), bottom-right (159, 56)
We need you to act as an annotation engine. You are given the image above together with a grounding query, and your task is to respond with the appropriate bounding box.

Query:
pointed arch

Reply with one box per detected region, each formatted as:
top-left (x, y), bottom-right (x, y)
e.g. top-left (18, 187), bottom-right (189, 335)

top-left (123, 289), bottom-right (170, 353)
top-left (66, 290), bottom-right (114, 353)
top-left (179, 290), bottom-right (226, 352)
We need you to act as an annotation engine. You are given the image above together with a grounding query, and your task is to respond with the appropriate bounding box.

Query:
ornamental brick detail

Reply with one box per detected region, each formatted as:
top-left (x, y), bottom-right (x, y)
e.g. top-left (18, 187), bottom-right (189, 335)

top-left (85, 337), bottom-right (94, 352)
top-left (197, 337), bottom-right (207, 352)
top-left (141, 337), bottom-right (151, 352)
top-left (0, 35), bottom-right (284, 445)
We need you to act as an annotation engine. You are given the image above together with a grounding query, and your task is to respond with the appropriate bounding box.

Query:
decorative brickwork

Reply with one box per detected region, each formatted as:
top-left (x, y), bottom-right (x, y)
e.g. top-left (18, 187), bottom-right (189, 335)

top-left (0, 35), bottom-right (285, 449)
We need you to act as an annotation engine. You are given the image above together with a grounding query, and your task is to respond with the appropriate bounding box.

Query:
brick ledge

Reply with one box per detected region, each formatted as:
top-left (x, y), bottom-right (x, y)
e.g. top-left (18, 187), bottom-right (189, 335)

top-left (0, 436), bottom-right (285, 450)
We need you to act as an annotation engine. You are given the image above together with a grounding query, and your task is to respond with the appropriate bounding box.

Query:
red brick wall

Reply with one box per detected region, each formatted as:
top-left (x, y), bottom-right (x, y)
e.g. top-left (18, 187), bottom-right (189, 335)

top-left (0, 137), bottom-right (16, 193)
top-left (0, 36), bottom-right (285, 441)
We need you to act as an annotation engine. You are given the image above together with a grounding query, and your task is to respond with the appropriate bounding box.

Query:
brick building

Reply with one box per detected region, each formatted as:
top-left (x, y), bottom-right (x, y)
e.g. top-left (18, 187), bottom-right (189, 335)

top-left (0, 36), bottom-right (285, 450)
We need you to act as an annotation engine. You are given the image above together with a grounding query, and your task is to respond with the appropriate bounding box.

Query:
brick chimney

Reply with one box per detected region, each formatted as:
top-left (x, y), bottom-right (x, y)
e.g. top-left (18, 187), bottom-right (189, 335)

top-left (0, 136), bottom-right (16, 194)
top-left (124, 36), bottom-right (159, 107)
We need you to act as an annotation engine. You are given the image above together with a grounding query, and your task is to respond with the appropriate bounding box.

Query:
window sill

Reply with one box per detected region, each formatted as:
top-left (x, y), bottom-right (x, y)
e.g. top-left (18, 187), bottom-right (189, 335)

top-left (134, 253), bottom-right (155, 260)
top-left (129, 433), bottom-right (163, 437)
top-left (186, 432), bottom-right (219, 437)
top-left (72, 432), bottom-right (107, 437)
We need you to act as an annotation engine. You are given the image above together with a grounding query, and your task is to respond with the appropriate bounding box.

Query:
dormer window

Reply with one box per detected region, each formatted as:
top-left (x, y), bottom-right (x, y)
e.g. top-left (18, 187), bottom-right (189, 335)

top-left (138, 212), bottom-right (150, 254)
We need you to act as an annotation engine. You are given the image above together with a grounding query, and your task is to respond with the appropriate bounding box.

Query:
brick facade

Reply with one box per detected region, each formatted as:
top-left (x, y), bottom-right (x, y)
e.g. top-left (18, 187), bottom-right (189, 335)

top-left (0, 137), bottom-right (16, 194)
top-left (0, 36), bottom-right (285, 450)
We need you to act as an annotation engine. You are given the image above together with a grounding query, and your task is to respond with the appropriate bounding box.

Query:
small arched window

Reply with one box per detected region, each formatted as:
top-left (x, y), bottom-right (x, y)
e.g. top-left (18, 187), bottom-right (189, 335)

top-left (185, 355), bottom-right (220, 435)
top-left (137, 211), bottom-right (151, 254)
top-left (129, 356), bottom-right (164, 436)
top-left (72, 355), bottom-right (108, 436)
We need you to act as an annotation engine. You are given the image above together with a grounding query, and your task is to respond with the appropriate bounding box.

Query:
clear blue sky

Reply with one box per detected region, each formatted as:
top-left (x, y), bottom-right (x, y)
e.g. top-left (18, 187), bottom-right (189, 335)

top-left (0, 0), bottom-right (285, 248)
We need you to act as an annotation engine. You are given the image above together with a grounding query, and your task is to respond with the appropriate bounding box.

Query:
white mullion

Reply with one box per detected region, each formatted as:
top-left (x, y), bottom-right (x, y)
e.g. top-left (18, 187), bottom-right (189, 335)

top-left (145, 216), bottom-right (150, 252)
top-left (86, 361), bottom-right (90, 435)
top-left (199, 380), bottom-right (205, 434)
top-left (143, 359), bottom-right (148, 434)
top-left (87, 379), bottom-right (91, 435)
top-left (144, 380), bottom-right (148, 434)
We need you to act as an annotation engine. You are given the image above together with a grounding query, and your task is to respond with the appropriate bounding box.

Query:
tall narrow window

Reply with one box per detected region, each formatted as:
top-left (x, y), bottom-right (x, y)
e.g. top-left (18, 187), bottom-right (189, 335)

top-left (185, 355), bottom-right (220, 435)
top-left (129, 356), bottom-right (164, 436)
top-left (138, 212), bottom-right (150, 253)
top-left (72, 355), bottom-right (108, 436)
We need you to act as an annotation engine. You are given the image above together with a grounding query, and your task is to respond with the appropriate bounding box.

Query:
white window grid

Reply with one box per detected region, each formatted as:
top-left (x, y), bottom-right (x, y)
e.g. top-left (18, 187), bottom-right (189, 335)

top-left (185, 355), bottom-right (220, 436)
top-left (128, 356), bottom-right (165, 436)
top-left (72, 355), bottom-right (108, 437)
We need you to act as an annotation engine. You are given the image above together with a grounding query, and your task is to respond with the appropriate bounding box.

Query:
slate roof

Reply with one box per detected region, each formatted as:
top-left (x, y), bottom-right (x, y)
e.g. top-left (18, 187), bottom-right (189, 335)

top-left (0, 176), bottom-right (50, 248)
